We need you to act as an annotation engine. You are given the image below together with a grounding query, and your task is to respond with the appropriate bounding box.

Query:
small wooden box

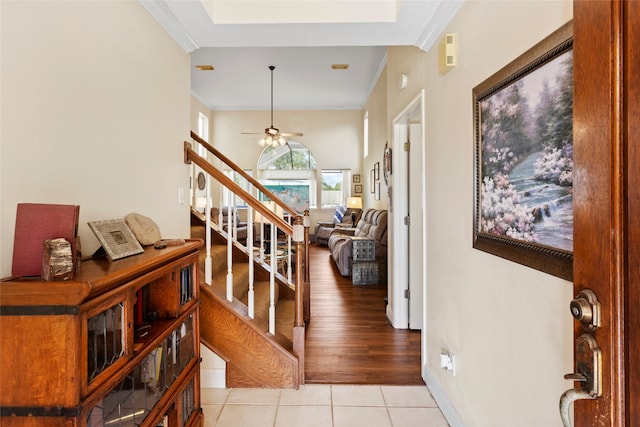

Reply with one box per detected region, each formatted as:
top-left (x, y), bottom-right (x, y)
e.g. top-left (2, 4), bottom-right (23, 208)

top-left (352, 237), bottom-right (375, 261)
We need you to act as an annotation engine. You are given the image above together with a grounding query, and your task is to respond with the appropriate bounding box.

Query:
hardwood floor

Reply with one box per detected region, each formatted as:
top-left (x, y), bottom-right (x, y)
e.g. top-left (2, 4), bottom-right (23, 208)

top-left (305, 243), bottom-right (423, 385)
top-left (192, 219), bottom-right (423, 386)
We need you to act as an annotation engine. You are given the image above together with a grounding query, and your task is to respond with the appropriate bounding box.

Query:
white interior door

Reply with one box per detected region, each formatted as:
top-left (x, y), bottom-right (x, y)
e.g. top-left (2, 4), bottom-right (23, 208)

top-left (389, 91), bottom-right (425, 330)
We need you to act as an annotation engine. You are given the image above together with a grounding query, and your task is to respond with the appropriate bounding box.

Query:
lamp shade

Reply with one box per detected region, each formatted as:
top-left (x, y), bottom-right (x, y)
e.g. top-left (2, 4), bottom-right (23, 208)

top-left (346, 197), bottom-right (362, 209)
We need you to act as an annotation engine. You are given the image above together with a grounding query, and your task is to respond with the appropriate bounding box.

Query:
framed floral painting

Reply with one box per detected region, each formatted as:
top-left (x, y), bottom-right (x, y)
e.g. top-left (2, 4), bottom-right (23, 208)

top-left (473, 21), bottom-right (573, 280)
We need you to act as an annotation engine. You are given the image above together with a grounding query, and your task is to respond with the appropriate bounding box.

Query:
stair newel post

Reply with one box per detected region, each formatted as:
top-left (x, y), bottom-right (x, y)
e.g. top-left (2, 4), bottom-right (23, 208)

top-left (293, 215), bottom-right (305, 385)
top-left (303, 210), bottom-right (311, 322)
top-left (247, 205), bottom-right (255, 319)
top-left (303, 210), bottom-right (310, 283)
top-left (293, 216), bottom-right (305, 328)
top-left (225, 201), bottom-right (234, 302)
top-left (287, 232), bottom-right (293, 283)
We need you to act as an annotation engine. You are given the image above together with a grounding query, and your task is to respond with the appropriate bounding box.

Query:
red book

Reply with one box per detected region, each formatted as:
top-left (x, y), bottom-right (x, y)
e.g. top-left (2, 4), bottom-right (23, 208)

top-left (12, 203), bottom-right (80, 277)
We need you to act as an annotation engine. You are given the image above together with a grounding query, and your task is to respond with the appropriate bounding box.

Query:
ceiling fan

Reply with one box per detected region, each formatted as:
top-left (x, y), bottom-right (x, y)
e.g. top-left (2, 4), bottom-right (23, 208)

top-left (241, 65), bottom-right (303, 147)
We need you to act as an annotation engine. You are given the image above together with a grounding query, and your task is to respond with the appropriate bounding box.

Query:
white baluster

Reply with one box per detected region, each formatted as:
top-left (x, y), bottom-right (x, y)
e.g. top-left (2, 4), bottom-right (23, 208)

top-left (247, 205), bottom-right (255, 319)
top-left (269, 222), bottom-right (276, 335)
top-left (226, 198), bottom-right (233, 302)
top-left (204, 175), bottom-right (212, 285)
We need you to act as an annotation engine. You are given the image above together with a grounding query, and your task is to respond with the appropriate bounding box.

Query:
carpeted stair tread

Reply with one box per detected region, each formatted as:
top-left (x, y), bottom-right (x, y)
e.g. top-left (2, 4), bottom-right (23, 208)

top-left (192, 223), bottom-right (295, 343)
top-left (250, 280), bottom-right (277, 324)
top-left (211, 262), bottom-right (251, 301)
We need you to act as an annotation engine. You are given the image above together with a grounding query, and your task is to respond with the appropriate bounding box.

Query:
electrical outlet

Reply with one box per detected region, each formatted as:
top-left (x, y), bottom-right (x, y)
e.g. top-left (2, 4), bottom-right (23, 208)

top-left (440, 352), bottom-right (456, 375)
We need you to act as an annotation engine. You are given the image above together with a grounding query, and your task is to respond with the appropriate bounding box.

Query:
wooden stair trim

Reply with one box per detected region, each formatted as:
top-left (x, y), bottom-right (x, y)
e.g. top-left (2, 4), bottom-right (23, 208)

top-left (200, 283), bottom-right (300, 389)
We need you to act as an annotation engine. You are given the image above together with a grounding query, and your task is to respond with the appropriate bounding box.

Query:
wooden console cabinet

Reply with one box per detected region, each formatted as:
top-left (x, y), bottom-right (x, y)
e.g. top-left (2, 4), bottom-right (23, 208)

top-left (0, 239), bottom-right (203, 427)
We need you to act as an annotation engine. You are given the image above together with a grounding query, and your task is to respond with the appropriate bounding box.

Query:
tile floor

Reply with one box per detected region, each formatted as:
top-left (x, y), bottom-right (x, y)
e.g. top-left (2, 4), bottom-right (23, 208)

top-left (201, 384), bottom-right (449, 427)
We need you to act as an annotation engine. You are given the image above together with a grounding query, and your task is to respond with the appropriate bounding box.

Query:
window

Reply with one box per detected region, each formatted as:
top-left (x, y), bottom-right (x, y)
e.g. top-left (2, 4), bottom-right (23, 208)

top-left (197, 112), bottom-right (209, 157)
top-left (257, 141), bottom-right (317, 211)
top-left (257, 141), bottom-right (316, 170)
top-left (321, 170), bottom-right (351, 208)
top-left (223, 169), bottom-right (253, 208)
top-left (363, 111), bottom-right (369, 158)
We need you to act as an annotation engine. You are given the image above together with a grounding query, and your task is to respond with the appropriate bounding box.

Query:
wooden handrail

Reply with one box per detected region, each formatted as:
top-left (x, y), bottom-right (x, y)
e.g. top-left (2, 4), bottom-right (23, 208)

top-left (190, 131), bottom-right (299, 218)
top-left (185, 143), bottom-right (293, 234)
top-left (186, 137), bottom-right (307, 385)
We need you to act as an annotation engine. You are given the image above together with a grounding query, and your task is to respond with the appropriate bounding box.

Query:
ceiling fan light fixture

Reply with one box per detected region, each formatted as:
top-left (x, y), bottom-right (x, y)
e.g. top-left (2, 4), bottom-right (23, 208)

top-left (245, 65), bottom-right (303, 146)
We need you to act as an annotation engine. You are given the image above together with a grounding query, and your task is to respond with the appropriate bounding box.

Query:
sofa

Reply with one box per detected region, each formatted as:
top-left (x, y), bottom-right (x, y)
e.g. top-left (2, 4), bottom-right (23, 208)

top-left (327, 209), bottom-right (388, 276)
top-left (314, 205), bottom-right (361, 246)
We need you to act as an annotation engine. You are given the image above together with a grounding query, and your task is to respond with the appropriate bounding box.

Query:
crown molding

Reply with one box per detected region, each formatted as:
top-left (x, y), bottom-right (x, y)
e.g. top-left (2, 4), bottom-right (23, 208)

top-left (139, 0), bottom-right (199, 53)
top-left (414, 0), bottom-right (464, 52)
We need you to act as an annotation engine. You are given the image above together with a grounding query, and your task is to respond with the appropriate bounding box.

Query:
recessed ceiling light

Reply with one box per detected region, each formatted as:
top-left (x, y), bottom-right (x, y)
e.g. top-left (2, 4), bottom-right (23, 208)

top-left (195, 65), bottom-right (215, 71)
top-left (331, 64), bottom-right (349, 70)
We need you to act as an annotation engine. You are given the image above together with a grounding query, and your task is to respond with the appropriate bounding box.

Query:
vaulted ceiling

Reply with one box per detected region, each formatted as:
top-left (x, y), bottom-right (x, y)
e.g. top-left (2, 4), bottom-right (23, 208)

top-left (141, 0), bottom-right (463, 110)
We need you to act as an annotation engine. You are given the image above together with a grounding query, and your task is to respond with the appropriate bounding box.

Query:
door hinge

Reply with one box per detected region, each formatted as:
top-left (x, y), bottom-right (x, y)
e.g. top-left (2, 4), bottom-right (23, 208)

top-left (404, 141), bottom-right (410, 152)
top-left (404, 216), bottom-right (410, 226)
top-left (404, 289), bottom-right (410, 299)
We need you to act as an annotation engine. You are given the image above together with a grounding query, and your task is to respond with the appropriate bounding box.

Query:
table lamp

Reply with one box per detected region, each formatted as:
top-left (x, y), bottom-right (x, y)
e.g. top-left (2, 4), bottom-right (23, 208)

top-left (346, 197), bottom-right (362, 225)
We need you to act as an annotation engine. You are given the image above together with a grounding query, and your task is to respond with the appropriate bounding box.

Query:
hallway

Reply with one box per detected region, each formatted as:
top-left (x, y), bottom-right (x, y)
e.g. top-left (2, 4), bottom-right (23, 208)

top-left (304, 243), bottom-right (423, 384)
top-left (196, 227), bottom-right (448, 425)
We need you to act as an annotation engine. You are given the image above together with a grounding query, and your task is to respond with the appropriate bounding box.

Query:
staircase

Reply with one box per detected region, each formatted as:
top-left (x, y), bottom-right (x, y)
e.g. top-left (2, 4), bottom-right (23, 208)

top-left (185, 133), bottom-right (309, 389)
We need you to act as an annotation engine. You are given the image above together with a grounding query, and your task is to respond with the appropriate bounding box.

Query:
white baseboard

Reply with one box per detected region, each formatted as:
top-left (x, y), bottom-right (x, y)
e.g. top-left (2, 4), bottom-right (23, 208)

top-left (423, 365), bottom-right (465, 427)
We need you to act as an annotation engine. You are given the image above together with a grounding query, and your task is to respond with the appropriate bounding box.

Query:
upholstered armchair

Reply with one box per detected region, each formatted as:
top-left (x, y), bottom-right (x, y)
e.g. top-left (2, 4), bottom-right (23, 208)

top-left (314, 205), bottom-right (362, 246)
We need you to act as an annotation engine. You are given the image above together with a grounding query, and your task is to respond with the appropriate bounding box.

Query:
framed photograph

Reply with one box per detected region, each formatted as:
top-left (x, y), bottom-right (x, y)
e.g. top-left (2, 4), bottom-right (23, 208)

top-left (370, 169), bottom-right (375, 193)
top-left (383, 142), bottom-right (392, 185)
top-left (374, 162), bottom-right (380, 181)
top-left (354, 184), bottom-right (363, 194)
top-left (374, 182), bottom-right (381, 201)
top-left (88, 219), bottom-right (144, 262)
top-left (353, 174), bottom-right (361, 183)
top-left (472, 21), bottom-right (573, 281)
top-left (197, 171), bottom-right (206, 190)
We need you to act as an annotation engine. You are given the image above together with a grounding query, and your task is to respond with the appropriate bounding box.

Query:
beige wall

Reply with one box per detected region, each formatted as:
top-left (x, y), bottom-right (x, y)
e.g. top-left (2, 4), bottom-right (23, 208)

top-left (363, 66), bottom-right (389, 211)
top-left (380, 1), bottom-right (574, 425)
top-left (1, 1), bottom-right (191, 275)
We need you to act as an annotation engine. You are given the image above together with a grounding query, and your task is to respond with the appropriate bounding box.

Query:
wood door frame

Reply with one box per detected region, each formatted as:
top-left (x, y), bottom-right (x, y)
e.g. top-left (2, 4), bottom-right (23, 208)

top-left (625, 0), bottom-right (640, 421)
top-left (388, 90), bottom-right (426, 331)
top-left (573, 0), bottom-right (637, 424)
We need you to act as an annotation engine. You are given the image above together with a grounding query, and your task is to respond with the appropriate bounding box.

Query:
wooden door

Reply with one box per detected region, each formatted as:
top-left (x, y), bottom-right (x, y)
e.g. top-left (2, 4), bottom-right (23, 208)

top-left (572, 0), bottom-right (638, 425)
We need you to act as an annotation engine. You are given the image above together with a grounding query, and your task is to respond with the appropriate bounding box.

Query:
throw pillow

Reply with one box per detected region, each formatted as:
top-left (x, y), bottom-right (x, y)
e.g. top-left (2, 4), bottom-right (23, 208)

top-left (333, 205), bottom-right (346, 225)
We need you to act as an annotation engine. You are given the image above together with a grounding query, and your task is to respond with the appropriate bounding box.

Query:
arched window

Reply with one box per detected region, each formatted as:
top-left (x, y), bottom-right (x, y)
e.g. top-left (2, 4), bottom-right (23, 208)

top-left (257, 141), bottom-right (317, 211)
